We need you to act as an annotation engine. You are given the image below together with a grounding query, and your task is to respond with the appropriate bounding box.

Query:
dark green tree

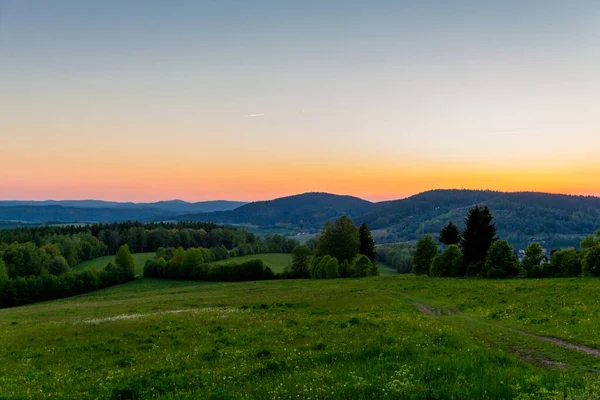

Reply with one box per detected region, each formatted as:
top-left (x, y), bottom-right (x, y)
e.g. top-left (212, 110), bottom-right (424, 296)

top-left (483, 240), bottom-right (520, 278)
top-left (583, 244), bottom-right (600, 276)
top-left (47, 256), bottom-right (70, 276)
top-left (430, 245), bottom-right (463, 277)
top-left (315, 216), bottom-right (360, 263)
top-left (0, 260), bottom-right (7, 280)
top-left (290, 245), bottom-right (312, 278)
top-left (550, 249), bottom-right (581, 277)
top-left (182, 248), bottom-right (204, 275)
top-left (358, 223), bottom-right (376, 262)
top-left (461, 205), bottom-right (497, 275)
top-left (114, 244), bottom-right (135, 279)
top-left (413, 234), bottom-right (438, 275)
top-left (324, 257), bottom-right (340, 279)
top-left (438, 222), bottom-right (461, 246)
top-left (522, 243), bottom-right (545, 277)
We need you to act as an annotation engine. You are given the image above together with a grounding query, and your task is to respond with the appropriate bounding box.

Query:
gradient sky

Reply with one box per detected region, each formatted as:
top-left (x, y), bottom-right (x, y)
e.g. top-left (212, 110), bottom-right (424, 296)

top-left (1, 1), bottom-right (599, 202)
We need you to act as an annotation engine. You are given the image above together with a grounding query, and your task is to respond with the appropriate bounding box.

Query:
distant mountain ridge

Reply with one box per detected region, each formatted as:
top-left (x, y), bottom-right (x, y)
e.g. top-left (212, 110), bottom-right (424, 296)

top-left (2, 190), bottom-right (600, 249)
top-left (0, 200), bottom-right (247, 223)
top-left (180, 189), bottom-right (600, 249)
top-left (0, 199), bottom-right (247, 213)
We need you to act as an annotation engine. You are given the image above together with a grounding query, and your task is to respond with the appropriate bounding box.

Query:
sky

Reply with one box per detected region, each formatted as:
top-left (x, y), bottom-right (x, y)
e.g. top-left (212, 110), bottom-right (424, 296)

top-left (1, 0), bottom-right (599, 202)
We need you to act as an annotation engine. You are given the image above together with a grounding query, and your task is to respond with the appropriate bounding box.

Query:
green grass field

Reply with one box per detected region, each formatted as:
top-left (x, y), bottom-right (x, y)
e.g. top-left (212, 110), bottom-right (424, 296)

top-left (73, 253), bottom-right (394, 277)
top-left (3, 275), bottom-right (600, 398)
top-left (73, 253), bottom-right (156, 275)
top-left (211, 253), bottom-right (292, 273)
top-left (377, 261), bottom-right (398, 275)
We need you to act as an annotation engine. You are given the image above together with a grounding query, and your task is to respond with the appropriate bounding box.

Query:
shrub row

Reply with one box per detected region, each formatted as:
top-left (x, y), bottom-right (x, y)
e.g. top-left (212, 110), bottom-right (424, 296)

top-left (0, 262), bottom-right (134, 309)
top-left (144, 258), bottom-right (275, 282)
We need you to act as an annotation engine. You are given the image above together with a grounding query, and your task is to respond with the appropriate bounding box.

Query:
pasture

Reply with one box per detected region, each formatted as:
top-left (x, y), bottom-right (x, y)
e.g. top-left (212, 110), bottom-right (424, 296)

top-left (210, 253), bottom-right (292, 273)
top-left (73, 252), bottom-right (156, 275)
top-left (2, 275), bottom-right (600, 399)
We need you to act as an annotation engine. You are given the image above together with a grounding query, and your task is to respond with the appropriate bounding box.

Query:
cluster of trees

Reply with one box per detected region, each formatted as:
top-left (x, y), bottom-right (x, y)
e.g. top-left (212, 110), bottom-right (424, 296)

top-left (0, 234), bottom-right (107, 279)
top-left (0, 222), bottom-right (297, 280)
top-left (521, 230), bottom-right (600, 278)
top-left (413, 205), bottom-right (600, 279)
top-left (0, 245), bottom-right (135, 308)
top-left (143, 247), bottom-right (274, 281)
top-left (0, 222), bottom-right (299, 307)
top-left (0, 221), bottom-right (297, 257)
top-left (413, 206), bottom-right (521, 278)
top-left (287, 217), bottom-right (379, 279)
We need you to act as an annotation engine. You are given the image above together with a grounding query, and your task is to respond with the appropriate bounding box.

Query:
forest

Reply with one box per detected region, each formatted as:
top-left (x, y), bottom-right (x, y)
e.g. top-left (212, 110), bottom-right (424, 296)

top-left (0, 222), bottom-right (298, 308)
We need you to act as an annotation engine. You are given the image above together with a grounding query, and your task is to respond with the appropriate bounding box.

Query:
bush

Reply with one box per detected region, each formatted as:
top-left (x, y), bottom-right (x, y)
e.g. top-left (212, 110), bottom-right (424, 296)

top-left (144, 255), bottom-right (274, 282)
top-left (350, 254), bottom-right (374, 278)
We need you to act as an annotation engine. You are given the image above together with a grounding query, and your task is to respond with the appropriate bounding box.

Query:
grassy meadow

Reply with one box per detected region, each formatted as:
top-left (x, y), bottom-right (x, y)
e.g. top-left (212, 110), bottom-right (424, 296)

top-left (3, 274), bottom-right (600, 399)
top-left (211, 253), bottom-right (292, 273)
top-left (73, 253), bottom-right (156, 275)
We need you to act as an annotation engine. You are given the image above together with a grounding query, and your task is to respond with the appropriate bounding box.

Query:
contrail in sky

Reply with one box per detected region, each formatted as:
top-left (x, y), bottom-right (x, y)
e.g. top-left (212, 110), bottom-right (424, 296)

top-left (245, 113), bottom-right (264, 118)
top-left (490, 130), bottom-right (539, 136)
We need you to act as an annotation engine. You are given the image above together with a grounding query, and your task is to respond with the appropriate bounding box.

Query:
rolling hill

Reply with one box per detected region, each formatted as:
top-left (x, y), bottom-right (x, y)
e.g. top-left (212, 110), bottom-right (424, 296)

top-left (358, 189), bottom-right (600, 249)
top-left (179, 192), bottom-right (376, 230)
top-left (2, 190), bottom-right (600, 250)
top-left (180, 190), bottom-right (600, 250)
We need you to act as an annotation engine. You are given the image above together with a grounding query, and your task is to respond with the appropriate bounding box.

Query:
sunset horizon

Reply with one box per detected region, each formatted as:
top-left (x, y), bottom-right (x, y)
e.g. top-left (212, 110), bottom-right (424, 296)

top-left (2, 1), bottom-right (598, 203)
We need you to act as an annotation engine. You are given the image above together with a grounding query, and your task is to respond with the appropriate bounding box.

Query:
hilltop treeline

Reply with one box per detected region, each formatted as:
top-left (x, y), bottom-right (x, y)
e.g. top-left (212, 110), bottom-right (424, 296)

top-left (412, 205), bottom-right (600, 279)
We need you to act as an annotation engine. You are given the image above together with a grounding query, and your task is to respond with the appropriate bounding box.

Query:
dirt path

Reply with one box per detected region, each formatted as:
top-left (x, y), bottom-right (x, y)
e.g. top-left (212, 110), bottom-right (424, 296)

top-left (413, 300), bottom-right (600, 359)
top-left (517, 330), bottom-right (600, 357)
top-left (414, 302), bottom-right (436, 316)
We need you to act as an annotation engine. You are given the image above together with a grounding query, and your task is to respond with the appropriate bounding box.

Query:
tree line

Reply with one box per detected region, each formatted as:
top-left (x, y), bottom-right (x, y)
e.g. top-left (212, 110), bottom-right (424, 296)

top-left (143, 217), bottom-right (381, 283)
top-left (143, 247), bottom-right (274, 281)
top-left (0, 222), bottom-right (299, 308)
top-left (0, 245), bottom-right (135, 308)
top-left (412, 205), bottom-right (600, 278)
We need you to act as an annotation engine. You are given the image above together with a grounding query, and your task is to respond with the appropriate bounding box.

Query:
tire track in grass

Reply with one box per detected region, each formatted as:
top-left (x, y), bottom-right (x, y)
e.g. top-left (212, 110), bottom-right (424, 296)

top-left (384, 287), bottom-right (600, 370)
top-left (411, 298), bottom-right (600, 371)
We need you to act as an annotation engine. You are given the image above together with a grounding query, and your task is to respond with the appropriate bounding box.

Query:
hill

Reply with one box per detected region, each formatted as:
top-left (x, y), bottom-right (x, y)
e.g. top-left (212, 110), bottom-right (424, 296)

top-left (359, 189), bottom-right (600, 249)
top-left (0, 200), bottom-right (246, 224)
top-left (180, 192), bottom-right (376, 230)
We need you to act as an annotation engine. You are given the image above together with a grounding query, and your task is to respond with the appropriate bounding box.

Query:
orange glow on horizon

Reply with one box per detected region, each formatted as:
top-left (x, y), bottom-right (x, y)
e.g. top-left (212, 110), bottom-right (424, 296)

top-left (2, 155), bottom-right (599, 202)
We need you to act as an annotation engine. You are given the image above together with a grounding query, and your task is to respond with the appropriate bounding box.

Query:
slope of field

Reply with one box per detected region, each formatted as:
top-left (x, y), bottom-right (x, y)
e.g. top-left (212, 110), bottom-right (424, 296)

top-left (211, 253), bottom-right (292, 273)
top-left (73, 253), bottom-right (156, 275)
top-left (2, 275), bottom-right (600, 398)
top-left (376, 261), bottom-right (398, 275)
